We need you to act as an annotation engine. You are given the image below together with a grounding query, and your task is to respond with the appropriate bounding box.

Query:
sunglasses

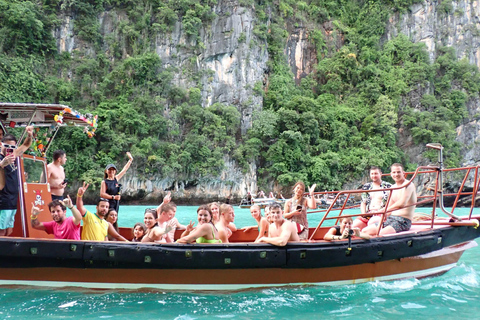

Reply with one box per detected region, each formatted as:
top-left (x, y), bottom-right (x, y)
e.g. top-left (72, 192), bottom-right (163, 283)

top-left (2, 143), bottom-right (17, 150)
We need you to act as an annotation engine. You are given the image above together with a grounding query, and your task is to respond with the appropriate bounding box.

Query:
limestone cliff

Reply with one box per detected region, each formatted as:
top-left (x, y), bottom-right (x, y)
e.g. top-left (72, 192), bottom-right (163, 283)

top-left (385, 0), bottom-right (480, 166)
top-left (55, 0), bottom-right (480, 203)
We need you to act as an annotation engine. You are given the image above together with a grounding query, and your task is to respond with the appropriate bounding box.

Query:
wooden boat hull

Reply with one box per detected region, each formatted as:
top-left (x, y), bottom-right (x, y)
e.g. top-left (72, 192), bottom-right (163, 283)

top-left (0, 223), bottom-right (478, 291)
top-left (0, 241), bottom-right (473, 290)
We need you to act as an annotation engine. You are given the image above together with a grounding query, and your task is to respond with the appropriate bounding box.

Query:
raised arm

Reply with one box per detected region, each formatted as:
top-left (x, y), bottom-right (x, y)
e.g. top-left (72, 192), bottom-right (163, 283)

top-left (14, 126), bottom-right (33, 156)
top-left (115, 152), bottom-right (133, 181)
top-left (156, 191), bottom-right (171, 212)
top-left (307, 184), bottom-right (317, 209)
top-left (61, 195), bottom-right (82, 225)
top-left (30, 205), bottom-right (46, 231)
top-left (76, 182), bottom-right (90, 216)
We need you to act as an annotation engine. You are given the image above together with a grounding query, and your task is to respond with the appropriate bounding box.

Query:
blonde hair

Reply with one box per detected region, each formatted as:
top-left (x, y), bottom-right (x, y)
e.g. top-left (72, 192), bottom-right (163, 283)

top-left (220, 203), bottom-right (233, 215)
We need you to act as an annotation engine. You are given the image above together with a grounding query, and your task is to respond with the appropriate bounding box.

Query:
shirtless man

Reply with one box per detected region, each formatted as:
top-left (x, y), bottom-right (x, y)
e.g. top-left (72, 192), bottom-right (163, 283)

top-left (363, 163), bottom-right (417, 236)
top-left (216, 204), bottom-right (235, 243)
top-left (47, 150), bottom-right (67, 201)
top-left (352, 166), bottom-right (392, 229)
top-left (255, 203), bottom-right (299, 246)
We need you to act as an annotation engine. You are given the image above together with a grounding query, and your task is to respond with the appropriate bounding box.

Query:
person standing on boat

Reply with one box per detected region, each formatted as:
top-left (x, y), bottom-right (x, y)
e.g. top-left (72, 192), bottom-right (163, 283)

top-left (100, 151), bottom-right (133, 213)
top-left (352, 166), bottom-right (392, 230)
top-left (283, 181), bottom-right (317, 240)
top-left (256, 203), bottom-right (299, 246)
top-left (76, 182), bottom-right (128, 241)
top-left (47, 150), bottom-right (67, 201)
top-left (0, 126), bottom-right (33, 236)
top-left (30, 196), bottom-right (82, 240)
top-left (363, 163), bottom-right (417, 236)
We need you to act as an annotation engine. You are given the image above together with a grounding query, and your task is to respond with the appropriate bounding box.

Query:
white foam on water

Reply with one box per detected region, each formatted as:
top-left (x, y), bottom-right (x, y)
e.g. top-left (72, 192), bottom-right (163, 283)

top-left (401, 302), bottom-right (427, 309)
top-left (370, 278), bottom-right (420, 291)
top-left (58, 301), bottom-right (77, 309)
top-left (329, 306), bottom-right (353, 314)
top-left (372, 297), bottom-right (386, 303)
top-left (440, 294), bottom-right (467, 304)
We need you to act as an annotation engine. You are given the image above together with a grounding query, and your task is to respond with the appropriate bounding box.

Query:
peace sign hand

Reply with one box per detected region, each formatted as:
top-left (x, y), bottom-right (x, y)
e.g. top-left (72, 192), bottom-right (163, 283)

top-left (77, 182), bottom-right (90, 196)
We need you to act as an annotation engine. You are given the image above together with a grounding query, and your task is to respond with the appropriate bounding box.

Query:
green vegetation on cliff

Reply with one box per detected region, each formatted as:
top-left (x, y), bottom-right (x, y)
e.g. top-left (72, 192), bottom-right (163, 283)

top-left (1, 0), bottom-right (479, 191)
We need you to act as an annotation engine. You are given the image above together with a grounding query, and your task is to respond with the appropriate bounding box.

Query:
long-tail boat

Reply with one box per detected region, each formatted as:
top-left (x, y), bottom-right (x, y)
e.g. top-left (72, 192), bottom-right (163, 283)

top-left (0, 103), bottom-right (479, 291)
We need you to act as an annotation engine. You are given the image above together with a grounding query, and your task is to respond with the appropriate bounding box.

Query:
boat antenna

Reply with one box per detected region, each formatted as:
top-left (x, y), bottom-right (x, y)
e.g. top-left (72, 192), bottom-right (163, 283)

top-left (426, 143), bottom-right (461, 221)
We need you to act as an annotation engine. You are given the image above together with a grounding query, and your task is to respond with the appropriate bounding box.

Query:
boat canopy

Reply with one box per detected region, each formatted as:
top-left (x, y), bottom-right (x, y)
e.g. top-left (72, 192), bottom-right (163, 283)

top-left (0, 102), bottom-right (98, 157)
top-left (0, 103), bottom-right (97, 130)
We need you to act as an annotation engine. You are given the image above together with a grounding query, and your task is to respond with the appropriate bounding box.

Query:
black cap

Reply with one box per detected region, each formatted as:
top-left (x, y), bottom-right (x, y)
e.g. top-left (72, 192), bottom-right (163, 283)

top-left (105, 164), bottom-right (117, 170)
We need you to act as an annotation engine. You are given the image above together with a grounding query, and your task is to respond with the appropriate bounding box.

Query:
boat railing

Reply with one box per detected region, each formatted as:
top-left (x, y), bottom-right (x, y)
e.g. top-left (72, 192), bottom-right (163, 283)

top-left (308, 164), bottom-right (480, 240)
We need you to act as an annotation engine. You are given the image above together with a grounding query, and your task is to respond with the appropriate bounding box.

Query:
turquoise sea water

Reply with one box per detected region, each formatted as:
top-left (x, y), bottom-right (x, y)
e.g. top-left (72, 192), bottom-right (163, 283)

top-left (1, 206), bottom-right (479, 319)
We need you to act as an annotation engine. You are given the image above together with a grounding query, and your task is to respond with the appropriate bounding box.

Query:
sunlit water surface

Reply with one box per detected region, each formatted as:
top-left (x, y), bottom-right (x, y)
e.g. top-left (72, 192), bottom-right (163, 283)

top-left (0, 206), bottom-right (479, 319)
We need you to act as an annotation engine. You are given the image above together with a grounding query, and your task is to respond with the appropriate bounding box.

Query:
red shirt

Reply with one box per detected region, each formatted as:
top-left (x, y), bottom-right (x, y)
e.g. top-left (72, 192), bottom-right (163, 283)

top-left (43, 216), bottom-right (81, 240)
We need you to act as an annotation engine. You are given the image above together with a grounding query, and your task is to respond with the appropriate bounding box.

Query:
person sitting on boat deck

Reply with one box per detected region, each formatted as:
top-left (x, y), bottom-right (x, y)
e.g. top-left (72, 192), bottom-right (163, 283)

top-left (243, 205), bottom-right (269, 242)
top-left (264, 205), bottom-right (273, 223)
top-left (324, 217), bottom-right (371, 241)
top-left (76, 182), bottom-right (128, 241)
top-left (100, 151), bottom-right (133, 213)
top-left (105, 208), bottom-right (120, 241)
top-left (362, 163), bottom-right (417, 236)
top-left (30, 196), bottom-right (82, 240)
top-left (47, 150), bottom-right (68, 201)
top-left (156, 192), bottom-right (186, 241)
top-left (215, 204), bottom-right (236, 243)
top-left (142, 204), bottom-right (175, 243)
top-left (0, 126), bottom-right (33, 237)
top-left (283, 181), bottom-right (317, 240)
top-left (177, 205), bottom-right (222, 244)
top-left (132, 222), bottom-right (147, 242)
top-left (209, 201), bottom-right (237, 233)
top-left (352, 166), bottom-right (392, 230)
top-left (255, 203), bottom-right (299, 246)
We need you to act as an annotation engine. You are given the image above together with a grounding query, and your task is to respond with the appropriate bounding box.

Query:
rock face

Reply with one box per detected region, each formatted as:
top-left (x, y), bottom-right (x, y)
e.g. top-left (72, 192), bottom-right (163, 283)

top-left (54, 1), bottom-right (480, 203)
top-left (385, 0), bottom-right (480, 167)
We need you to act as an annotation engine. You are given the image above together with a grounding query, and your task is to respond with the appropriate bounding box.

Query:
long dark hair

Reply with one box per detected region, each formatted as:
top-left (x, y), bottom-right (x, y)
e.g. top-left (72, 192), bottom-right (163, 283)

top-left (144, 208), bottom-right (158, 228)
top-left (132, 222), bottom-right (147, 240)
top-left (105, 208), bottom-right (118, 230)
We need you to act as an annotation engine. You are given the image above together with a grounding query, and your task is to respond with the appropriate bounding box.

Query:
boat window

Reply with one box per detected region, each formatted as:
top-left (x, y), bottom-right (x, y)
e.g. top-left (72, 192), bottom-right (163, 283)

top-left (23, 157), bottom-right (47, 184)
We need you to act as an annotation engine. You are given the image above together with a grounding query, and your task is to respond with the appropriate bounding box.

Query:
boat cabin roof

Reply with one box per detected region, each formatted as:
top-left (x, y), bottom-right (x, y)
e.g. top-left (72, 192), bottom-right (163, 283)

top-left (0, 103), bottom-right (95, 128)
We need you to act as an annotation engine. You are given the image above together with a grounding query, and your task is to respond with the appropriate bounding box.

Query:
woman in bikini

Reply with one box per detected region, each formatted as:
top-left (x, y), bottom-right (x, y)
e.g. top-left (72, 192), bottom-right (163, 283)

top-left (176, 205), bottom-right (221, 244)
